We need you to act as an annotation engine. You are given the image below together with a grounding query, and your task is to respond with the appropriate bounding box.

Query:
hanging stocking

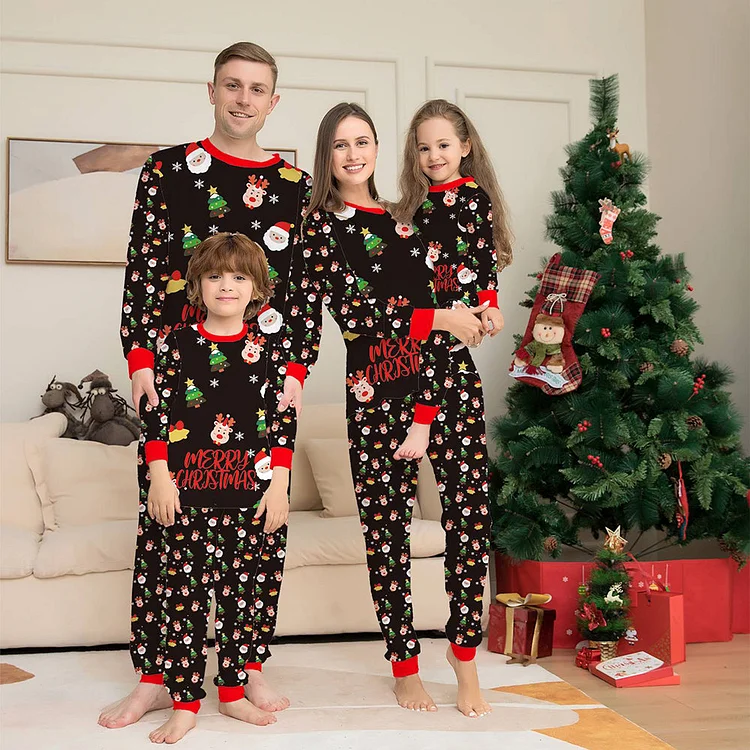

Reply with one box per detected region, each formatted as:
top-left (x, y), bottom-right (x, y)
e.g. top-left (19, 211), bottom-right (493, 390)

top-left (598, 198), bottom-right (621, 244)
top-left (509, 253), bottom-right (600, 395)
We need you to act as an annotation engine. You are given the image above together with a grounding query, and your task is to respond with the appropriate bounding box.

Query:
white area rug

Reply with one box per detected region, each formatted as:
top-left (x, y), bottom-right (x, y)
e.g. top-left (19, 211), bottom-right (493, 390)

top-left (1, 638), bottom-right (604, 749)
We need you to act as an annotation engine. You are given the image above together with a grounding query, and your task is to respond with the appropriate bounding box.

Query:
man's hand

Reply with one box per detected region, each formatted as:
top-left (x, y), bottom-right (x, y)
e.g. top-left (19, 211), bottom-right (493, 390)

top-left (278, 375), bottom-right (303, 418)
top-left (254, 469), bottom-right (291, 533)
top-left (481, 306), bottom-right (505, 338)
top-left (147, 463), bottom-right (180, 526)
top-left (434, 302), bottom-right (489, 347)
top-left (132, 367), bottom-right (158, 418)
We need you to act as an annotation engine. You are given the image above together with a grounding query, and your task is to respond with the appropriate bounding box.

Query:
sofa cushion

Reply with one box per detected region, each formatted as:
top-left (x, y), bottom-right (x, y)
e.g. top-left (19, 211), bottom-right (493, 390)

top-left (0, 527), bottom-right (40, 579)
top-left (28, 439), bottom-right (139, 531)
top-left (34, 520), bottom-right (137, 578)
top-left (1, 413), bottom-right (67, 534)
top-left (305, 438), bottom-right (422, 519)
top-left (285, 511), bottom-right (444, 569)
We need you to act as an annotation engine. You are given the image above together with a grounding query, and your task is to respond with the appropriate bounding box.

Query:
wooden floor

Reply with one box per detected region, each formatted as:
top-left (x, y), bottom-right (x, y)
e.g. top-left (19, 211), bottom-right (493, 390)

top-left (542, 635), bottom-right (750, 749)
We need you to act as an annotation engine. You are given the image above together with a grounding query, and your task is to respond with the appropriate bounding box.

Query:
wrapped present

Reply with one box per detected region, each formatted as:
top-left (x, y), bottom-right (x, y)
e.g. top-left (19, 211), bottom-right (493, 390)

top-left (488, 600), bottom-right (556, 665)
top-left (618, 591), bottom-right (685, 665)
top-left (496, 554), bottom-right (733, 645)
top-left (575, 647), bottom-right (601, 669)
top-left (732, 560), bottom-right (750, 634)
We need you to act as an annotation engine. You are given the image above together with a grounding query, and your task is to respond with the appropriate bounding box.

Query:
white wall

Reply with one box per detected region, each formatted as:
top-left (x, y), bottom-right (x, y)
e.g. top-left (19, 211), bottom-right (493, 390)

top-left (645, 0), bottom-right (750, 450)
top-left (0, 0), bottom-right (649, 427)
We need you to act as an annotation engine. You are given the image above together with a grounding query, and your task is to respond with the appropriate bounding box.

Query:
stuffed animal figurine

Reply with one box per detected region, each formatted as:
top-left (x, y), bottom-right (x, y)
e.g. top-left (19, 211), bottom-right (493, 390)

top-left (35, 376), bottom-right (83, 439)
top-left (78, 369), bottom-right (141, 445)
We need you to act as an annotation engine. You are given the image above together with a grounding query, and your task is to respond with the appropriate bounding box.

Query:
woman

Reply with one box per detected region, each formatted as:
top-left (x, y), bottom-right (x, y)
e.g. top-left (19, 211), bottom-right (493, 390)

top-left (302, 103), bottom-right (492, 718)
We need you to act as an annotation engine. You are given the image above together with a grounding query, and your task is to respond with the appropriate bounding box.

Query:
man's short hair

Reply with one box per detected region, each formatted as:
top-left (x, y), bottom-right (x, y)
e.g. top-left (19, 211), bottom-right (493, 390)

top-left (213, 42), bottom-right (278, 91)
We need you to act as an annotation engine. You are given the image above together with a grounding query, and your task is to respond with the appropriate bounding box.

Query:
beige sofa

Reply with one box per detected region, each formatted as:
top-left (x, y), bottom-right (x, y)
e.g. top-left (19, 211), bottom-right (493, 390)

top-left (1, 405), bottom-right (489, 649)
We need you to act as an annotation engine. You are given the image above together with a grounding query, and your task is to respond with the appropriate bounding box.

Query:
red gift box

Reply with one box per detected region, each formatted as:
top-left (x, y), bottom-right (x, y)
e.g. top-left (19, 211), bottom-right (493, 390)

top-left (488, 602), bottom-right (556, 663)
top-left (496, 554), bottom-right (733, 646)
top-left (619, 591), bottom-right (685, 665)
top-left (731, 560), bottom-right (750, 634)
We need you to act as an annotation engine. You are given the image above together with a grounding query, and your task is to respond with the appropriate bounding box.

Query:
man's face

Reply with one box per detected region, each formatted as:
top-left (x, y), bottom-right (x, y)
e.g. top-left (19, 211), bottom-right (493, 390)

top-left (208, 58), bottom-right (279, 142)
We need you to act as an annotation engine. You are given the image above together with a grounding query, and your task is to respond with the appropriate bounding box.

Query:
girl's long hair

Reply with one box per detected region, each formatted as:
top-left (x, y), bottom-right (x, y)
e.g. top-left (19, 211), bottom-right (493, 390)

top-left (307, 102), bottom-right (381, 215)
top-left (392, 99), bottom-right (513, 269)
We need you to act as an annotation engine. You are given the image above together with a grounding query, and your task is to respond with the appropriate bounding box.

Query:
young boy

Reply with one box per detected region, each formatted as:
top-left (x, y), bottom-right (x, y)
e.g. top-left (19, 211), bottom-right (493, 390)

top-left (143, 232), bottom-right (296, 744)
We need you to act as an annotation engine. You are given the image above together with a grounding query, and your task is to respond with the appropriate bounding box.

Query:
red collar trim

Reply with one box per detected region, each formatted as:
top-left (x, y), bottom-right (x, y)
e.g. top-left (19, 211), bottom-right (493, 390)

top-left (197, 322), bottom-right (248, 342)
top-left (428, 175), bottom-right (475, 193)
top-left (344, 201), bottom-right (386, 215)
top-left (201, 139), bottom-right (281, 168)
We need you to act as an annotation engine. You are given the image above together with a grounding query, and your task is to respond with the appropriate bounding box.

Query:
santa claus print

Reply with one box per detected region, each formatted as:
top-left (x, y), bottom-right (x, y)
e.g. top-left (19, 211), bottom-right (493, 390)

top-left (456, 263), bottom-right (477, 284)
top-left (263, 222), bottom-right (292, 252)
top-left (257, 303), bottom-right (283, 334)
top-left (254, 450), bottom-right (273, 481)
top-left (185, 143), bottom-right (212, 174)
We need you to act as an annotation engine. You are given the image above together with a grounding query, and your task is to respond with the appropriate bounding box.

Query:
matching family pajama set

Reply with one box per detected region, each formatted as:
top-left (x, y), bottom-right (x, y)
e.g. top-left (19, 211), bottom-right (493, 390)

top-left (302, 198), bottom-right (494, 675)
top-left (142, 322), bottom-right (296, 710)
top-left (120, 140), bottom-right (321, 692)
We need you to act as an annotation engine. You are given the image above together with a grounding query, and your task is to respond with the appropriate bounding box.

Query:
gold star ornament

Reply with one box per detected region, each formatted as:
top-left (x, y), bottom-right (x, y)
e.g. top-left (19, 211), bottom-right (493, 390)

top-left (603, 526), bottom-right (627, 553)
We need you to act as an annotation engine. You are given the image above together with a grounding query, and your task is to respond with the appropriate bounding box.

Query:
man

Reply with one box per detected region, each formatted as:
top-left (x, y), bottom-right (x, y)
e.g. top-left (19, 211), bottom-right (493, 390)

top-left (99, 42), bottom-right (321, 732)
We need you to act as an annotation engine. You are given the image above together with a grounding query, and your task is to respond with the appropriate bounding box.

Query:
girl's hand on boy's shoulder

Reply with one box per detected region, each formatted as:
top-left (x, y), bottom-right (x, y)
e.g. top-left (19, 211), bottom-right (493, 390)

top-left (482, 307), bottom-right (504, 337)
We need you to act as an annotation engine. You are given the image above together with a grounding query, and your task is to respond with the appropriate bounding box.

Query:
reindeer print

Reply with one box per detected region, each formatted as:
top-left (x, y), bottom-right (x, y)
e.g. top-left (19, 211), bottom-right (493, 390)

top-left (210, 414), bottom-right (235, 445)
top-left (346, 371), bottom-right (375, 403)
top-left (243, 174), bottom-right (270, 209)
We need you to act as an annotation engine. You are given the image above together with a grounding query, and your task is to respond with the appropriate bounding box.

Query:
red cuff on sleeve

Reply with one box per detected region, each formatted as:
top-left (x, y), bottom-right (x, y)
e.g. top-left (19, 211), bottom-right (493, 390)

top-left (127, 347), bottom-right (155, 378)
top-left (145, 440), bottom-right (168, 464)
top-left (450, 643), bottom-right (476, 662)
top-left (409, 308), bottom-right (435, 341)
top-left (391, 656), bottom-right (419, 678)
top-left (414, 403), bottom-right (440, 425)
top-left (270, 447), bottom-right (293, 470)
top-left (139, 673), bottom-right (164, 685)
top-left (217, 685), bottom-right (245, 703)
top-left (477, 290), bottom-right (499, 309)
top-left (173, 700), bottom-right (201, 713)
top-left (244, 661), bottom-right (262, 672)
top-left (285, 361), bottom-right (308, 386)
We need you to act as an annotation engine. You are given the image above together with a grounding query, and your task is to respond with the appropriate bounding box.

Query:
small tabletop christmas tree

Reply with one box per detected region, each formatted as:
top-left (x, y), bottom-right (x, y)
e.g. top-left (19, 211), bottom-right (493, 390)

top-left (490, 74), bottom-right (750, 563)
top-left (576, 527), bottom-right (631, 660)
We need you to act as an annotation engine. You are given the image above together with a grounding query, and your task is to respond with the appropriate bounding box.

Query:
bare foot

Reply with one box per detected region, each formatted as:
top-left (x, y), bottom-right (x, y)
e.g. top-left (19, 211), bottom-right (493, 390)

top-left (98, 682), bottom-right (172, 729)
top-left (393, 423), bottom-right (430, 460)
top-left (148, 710), bottom-right (196, 744)
top-left (219, 698), bottom-right (277, 726)
top-left (446, 646), bottom-right (492, 717)
top-left (393, 674), bottom-right (437, 712)
top-left (244, 671), bottom-right (290, 712)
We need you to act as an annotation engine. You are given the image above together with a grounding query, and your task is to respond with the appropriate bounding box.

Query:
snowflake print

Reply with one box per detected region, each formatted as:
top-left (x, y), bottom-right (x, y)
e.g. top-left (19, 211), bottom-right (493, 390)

top-left (410, 248), bottom-right (420, 257)
top-left (172, 162), bottom-right (182, 172)
top-left (459, 195), bottom-right (466, 202)
top-left (269, 194), bottom-right (279, 204)
top-left (423, 218), bottom-right (430, 224)
top-left (234, 432), bottom-right (244, 441)
top-left (372, 264), bottom-right (382, 273)
top-left (209, 225), bottom-right (219, 235)
top-left (449, 213), bottom-right (456, 219)
top-left (248, 374), bottom-right (258, 383)
top-left (639, 581), bottom-right (645, 588)
top-left (167, 232), bottom-right (174, 242)
top-left (210, 379), bottom-right (219, 388)
top-left (562, 576), bottom-right (569, 582)
top-left (346, 224), bottom-right (356, 234)
top-left (566, 629), bottom-right (573, 636)
top-left (194, 180), bottom-right (204, 189)
top-left (251, 220), bottom-right (261, 230)
top-left (656, 573), bottom-right (662, 579)
top-left (197, 337), bottom-right (207, 345)
top-left (246, 448), bottom-right (255, 458)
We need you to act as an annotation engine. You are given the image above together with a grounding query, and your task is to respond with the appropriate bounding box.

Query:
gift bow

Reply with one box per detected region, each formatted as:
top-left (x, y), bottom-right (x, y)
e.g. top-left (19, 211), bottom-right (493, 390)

top-left (496, 592), bottom-right (553, 659)
top-left (545, 292), bottom-right (567, 315)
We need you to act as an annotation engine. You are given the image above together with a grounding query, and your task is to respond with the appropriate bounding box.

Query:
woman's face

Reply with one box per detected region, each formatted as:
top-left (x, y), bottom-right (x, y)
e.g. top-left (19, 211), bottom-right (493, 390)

top-left (331, 116), bottom-right (378, 189)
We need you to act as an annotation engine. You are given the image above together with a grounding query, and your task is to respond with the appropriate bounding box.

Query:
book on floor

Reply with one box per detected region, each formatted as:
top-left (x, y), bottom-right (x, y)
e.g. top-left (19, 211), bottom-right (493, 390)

top-left (588, 650), bottom-right (680, 687)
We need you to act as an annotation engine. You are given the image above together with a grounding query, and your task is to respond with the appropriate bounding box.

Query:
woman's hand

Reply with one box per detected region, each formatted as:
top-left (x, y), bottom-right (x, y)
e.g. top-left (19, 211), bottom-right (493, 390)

top-left (132, 367), bottom-right (158, 418)
top-left (254, 468), bottom-right (291, 533)
top-left (434, 302), bottom-right (489, 346)
top-left (481, 306), bottom-right (505, 337)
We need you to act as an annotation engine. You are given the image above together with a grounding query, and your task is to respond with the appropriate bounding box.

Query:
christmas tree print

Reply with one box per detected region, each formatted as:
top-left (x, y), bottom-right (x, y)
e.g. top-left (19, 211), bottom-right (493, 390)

top-left (185, 379), bottom-right (206, 408)
top-left (209, 343), bottom-right (229, 373)
top-left (456, 236), bottom-right (469, 255)
top-left (256, 408), bottom-right (267, 438)
top-left (421, 197), bottom-right (435, 214)
top-left (267, 263), bottom-right (279, 285)
top-left (182, 225), bottom-right (201, 256)
top-left (361, 227), bottom-right (386, 257)
top-left (207, 186), bottom-right (230, 218)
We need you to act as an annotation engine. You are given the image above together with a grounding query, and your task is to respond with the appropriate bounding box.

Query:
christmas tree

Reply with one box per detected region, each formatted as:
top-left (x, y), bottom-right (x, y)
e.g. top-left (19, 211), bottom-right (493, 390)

top-left (361, 227), bottom-right (385, 257)
top-left (185, 379), bottom-right (205, 408)
top-left (576, 527), bottom-right (631, 649)
top-left (209, 344), bottom-right (229, 372)
top-left (491, 75), bottom-right (749, 562)
top-left (256, 409), bottom-right (267, 437)
top-left (207, 186), bottom-right (230, 218)
top-left (182, 225), bottom-right (201, 255)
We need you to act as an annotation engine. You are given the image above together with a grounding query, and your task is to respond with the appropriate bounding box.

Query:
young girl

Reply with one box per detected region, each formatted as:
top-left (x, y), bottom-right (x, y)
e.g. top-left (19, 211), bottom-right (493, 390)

top-left (302, 102), bottom-right (493, 718)
top-left (393, 99), bottom-right (513, 460)
top-left (143, 233), bottom-right (296, 744)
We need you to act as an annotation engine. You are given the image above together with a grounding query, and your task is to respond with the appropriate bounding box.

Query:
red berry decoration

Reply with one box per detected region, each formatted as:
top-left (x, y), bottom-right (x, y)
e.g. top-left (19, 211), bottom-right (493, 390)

top-left (687, 285), bottom-right (694, 292)
top-left (577, 420), bottom-right (592, 433)
top-left (601, 328), bottom-right (612, 338)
